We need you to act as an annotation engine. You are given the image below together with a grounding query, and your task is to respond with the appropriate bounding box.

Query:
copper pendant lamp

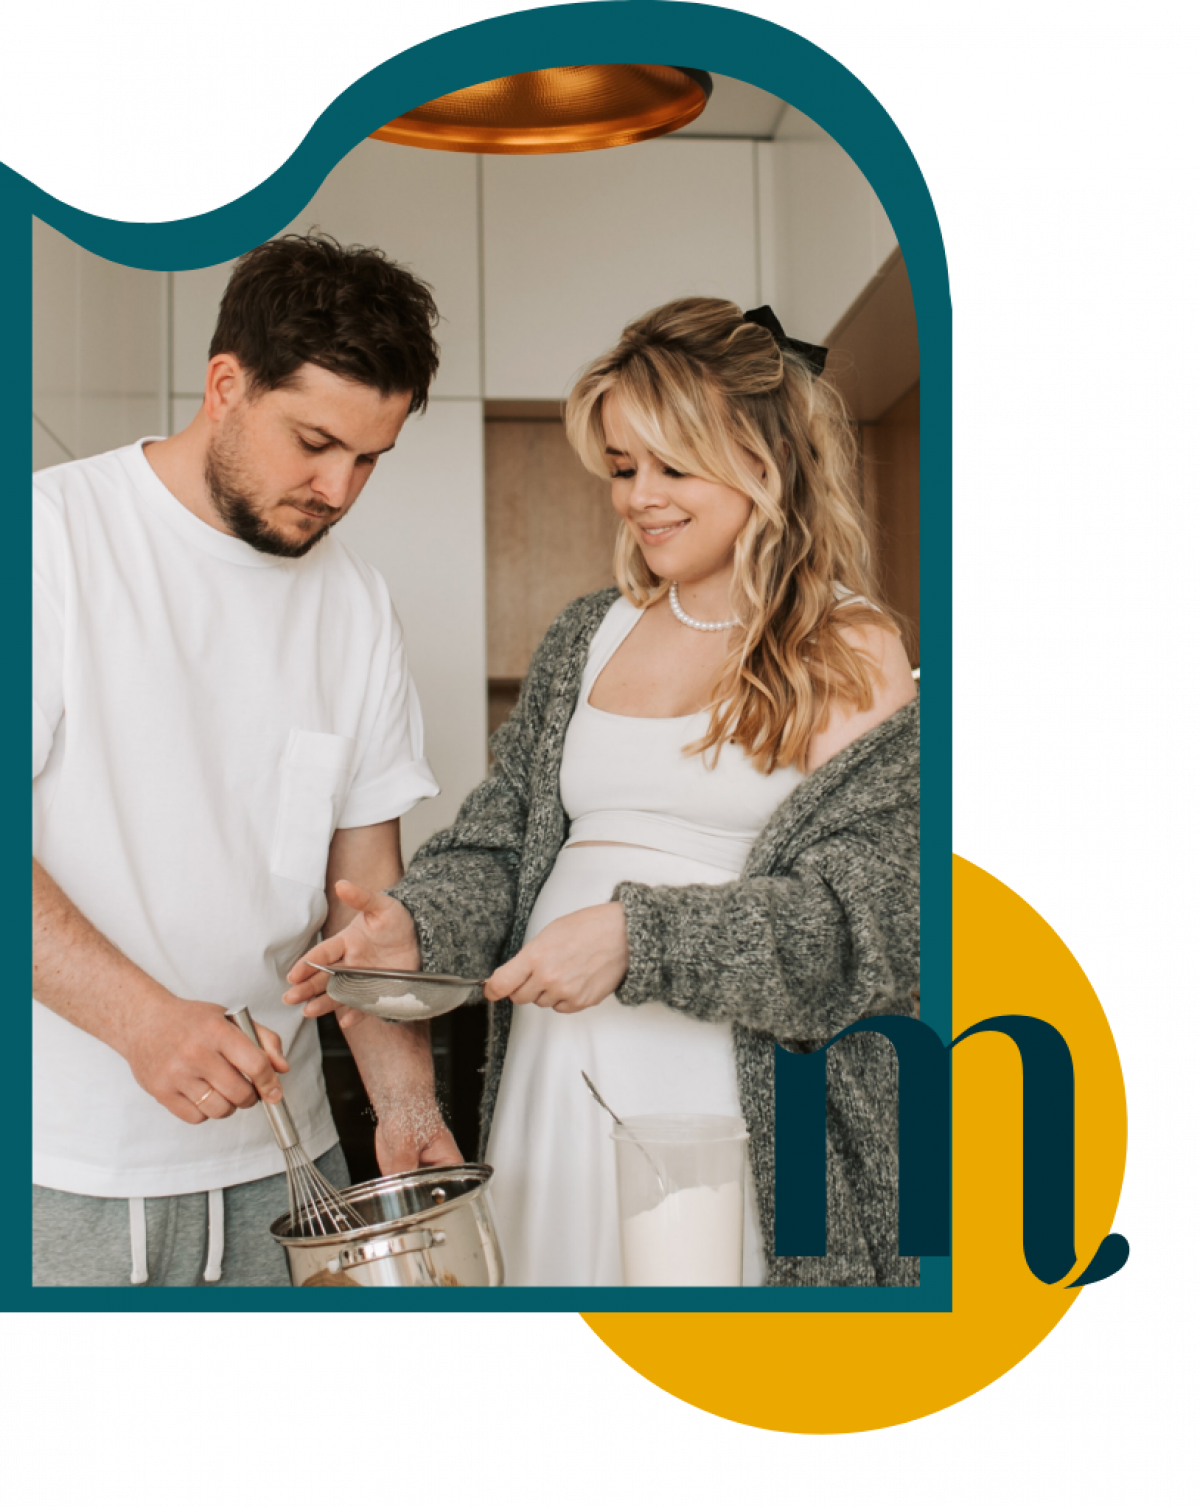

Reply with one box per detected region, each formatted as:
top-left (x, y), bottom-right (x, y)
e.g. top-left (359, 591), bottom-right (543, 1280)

top-left (371, 66), bottom-right (713, 155)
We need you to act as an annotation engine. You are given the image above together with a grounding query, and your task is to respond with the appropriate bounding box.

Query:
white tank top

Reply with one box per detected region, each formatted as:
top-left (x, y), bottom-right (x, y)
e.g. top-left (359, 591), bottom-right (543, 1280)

top-left (559, 597), bottom-right (805, 869)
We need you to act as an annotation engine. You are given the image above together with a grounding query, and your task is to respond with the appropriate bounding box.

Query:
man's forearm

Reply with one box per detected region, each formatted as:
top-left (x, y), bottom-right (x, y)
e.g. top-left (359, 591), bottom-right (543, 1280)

top-left (34, 858), bottom-right (285, 1122)
top-left (323, 819), bottom-right (444, 1137)
top-left (32, 857), bottom-right (170, 1051)
top-left (341, 1015), bottom-right (444, 1143)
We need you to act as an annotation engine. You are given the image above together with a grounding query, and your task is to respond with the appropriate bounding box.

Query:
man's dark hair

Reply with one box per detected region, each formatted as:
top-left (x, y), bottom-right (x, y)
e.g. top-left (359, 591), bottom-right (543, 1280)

top-left (209, 233), bottom-right (440, 411)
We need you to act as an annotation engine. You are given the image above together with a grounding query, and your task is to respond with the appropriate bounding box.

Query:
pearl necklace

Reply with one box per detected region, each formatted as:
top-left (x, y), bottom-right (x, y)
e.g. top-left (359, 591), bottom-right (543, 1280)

top-left (668, 582), bottom-right (740, 633)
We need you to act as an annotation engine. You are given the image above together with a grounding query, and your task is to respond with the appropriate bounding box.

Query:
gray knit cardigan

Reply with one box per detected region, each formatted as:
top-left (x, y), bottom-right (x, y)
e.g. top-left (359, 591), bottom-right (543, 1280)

top-left (395, 587), bottom-right (920, 1287)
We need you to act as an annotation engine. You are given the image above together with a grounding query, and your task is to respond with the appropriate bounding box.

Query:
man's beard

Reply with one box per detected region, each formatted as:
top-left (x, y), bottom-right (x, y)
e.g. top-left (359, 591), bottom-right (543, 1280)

top-left (203, 426), bottom-right (337, 559)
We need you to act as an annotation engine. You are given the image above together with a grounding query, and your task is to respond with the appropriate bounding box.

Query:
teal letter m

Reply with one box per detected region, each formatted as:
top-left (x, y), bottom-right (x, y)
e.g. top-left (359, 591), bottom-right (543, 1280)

top-left (773, 1014), bottom-right (1127, 1286)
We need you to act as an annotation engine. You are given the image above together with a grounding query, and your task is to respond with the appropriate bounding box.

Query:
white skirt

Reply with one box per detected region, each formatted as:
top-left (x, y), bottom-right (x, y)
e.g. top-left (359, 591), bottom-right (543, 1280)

top-left (485, 843), bottom-right (765, 1286)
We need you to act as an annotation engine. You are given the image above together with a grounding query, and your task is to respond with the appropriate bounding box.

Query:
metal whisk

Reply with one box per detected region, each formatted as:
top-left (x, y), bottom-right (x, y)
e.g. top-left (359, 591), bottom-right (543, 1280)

top-left (228, 1008), bottom-right (367, 1237)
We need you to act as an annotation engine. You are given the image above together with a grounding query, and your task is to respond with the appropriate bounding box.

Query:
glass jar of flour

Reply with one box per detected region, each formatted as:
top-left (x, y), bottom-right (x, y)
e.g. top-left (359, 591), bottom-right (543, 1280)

top-left (613, 1114), bottom-right (749, 1286)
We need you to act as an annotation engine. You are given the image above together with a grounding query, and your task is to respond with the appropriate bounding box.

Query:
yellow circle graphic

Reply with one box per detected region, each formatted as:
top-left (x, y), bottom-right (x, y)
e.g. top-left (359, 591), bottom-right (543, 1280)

top-left (582, 855), bottom-right (1128, 1432)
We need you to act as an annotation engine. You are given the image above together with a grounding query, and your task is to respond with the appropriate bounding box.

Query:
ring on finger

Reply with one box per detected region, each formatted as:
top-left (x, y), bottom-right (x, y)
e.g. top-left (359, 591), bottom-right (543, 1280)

top-left (195, 1086), bottom-right (216, 1108)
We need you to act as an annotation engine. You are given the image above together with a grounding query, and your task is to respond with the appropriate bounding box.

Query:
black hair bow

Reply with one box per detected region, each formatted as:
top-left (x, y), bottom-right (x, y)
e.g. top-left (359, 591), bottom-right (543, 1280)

top-left (743, 305), bottom-right (828, 376)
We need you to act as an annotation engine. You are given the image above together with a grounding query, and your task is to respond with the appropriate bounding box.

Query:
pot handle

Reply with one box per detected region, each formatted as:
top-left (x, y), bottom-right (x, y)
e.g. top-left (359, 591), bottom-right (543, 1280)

top-left (332, 1228), bottom-right (447, 1274)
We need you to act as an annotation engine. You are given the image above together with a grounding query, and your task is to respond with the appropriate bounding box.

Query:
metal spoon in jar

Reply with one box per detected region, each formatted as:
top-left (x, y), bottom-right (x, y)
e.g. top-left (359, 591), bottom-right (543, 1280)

top-left (580, 1071), bottom-right (668, 1197)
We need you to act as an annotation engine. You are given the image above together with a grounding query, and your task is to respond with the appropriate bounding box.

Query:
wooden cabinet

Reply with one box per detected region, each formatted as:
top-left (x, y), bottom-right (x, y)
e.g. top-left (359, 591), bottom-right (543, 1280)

top-left (485, 408), bottom-right (617, 678)
top-left (862, 384), bottom-right (921, 664)
top-left (484, 407), bottom-right (618, 733)
top-left (821, 251), bottom-right (921, 664)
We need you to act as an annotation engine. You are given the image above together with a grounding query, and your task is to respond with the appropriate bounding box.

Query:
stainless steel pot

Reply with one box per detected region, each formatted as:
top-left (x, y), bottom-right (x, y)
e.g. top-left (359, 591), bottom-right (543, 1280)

top-left (271, 1164), bottom-right (504, 1287)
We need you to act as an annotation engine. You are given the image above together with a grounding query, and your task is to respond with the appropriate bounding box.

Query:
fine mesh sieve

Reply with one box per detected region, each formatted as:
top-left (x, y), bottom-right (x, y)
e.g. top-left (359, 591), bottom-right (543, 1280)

top-left (307, 962), bottom-right (487, 1021)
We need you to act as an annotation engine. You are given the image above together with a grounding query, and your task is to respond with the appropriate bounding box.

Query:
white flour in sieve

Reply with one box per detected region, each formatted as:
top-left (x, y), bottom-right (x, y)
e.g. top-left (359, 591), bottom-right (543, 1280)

top-left (620, 1181), bottom-right (744, 1286)
top-left (374, 991), bottom-right (431, 1021)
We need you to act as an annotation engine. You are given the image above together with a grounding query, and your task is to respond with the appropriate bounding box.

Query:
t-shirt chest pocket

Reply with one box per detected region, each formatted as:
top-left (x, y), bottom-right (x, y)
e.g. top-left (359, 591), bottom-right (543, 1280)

top-left (270, 729), bottom-right (357, 889)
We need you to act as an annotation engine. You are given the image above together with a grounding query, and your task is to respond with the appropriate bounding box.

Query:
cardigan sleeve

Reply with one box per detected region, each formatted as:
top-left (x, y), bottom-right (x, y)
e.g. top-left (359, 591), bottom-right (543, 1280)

top-left (612, 823), bottom-right (919, 1043)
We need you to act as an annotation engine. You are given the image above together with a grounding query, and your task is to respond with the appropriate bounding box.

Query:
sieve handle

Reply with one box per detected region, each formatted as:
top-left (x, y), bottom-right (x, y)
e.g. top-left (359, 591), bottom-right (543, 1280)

top-left (226, 1007), bottom-right (300, 1150)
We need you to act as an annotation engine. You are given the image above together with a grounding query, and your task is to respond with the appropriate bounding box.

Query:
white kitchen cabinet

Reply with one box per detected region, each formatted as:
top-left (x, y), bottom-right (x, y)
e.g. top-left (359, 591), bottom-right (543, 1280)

top-left (482, 138), bottom-right (760, 399)
top-left (332, 398), bottom-right (487, 863)
top-left (762, 111), bottom-right (898, 344)
top-left (32, 218), bottom-right (167, 463)
top-left (171, 140), bottom-right (481, 402)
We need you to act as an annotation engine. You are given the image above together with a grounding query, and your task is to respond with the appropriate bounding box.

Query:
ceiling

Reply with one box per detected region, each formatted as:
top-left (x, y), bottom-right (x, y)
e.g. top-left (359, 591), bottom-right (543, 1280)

top-left (675, 75), bottom-right (829, 141)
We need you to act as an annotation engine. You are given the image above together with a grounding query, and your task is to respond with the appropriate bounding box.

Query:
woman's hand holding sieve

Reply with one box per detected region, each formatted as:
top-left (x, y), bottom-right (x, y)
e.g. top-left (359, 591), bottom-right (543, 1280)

top-left (484, 901), bottom-right (630, 1014)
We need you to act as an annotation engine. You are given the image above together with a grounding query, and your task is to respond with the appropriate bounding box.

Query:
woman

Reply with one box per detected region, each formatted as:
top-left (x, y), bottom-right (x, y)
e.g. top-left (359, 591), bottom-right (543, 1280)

top-left (286, 298), bottom-right (919, 1287)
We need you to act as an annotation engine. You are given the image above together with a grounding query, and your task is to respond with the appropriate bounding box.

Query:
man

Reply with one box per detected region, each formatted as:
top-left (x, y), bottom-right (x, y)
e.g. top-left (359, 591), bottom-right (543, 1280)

top-left (32, 233), bottom-right (459, 1287)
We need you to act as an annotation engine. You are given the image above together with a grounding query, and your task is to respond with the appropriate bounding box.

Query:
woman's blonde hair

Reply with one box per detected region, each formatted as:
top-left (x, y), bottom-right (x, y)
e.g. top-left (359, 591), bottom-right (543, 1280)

top-left (564, 296), bottom-right (896, 773)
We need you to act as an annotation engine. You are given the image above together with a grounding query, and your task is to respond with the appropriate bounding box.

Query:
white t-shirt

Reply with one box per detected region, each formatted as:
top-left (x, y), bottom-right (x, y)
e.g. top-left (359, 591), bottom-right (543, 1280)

top-left (32, 441), bottom-right (439, 1198)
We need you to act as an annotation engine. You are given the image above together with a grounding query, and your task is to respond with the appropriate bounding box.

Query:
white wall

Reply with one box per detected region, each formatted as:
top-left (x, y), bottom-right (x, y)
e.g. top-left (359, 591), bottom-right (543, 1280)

top-left (32, 218), bottom-right (167, 467)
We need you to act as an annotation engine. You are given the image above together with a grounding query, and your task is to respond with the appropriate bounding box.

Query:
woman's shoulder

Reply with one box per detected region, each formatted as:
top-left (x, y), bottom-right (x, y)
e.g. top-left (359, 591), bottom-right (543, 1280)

top-left (806, 619), bottom-right (916, 772)
top-left (750, 697), bottom-right (919, 871)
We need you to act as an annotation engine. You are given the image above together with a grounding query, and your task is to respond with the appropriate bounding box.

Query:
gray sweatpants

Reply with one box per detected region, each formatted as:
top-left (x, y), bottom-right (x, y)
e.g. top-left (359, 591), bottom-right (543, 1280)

top-left (32, 1144), bottom-right (351, 1287)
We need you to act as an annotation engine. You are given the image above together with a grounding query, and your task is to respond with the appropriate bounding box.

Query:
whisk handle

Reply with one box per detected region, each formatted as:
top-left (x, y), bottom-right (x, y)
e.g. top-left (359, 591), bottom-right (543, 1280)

top-left (226, 1007), bottom-right (300, 1150)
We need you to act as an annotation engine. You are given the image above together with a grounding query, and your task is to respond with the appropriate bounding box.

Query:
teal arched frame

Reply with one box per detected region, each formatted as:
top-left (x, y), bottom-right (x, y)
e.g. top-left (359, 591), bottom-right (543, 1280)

top-left (6, 2), bottom-right (950, 1314)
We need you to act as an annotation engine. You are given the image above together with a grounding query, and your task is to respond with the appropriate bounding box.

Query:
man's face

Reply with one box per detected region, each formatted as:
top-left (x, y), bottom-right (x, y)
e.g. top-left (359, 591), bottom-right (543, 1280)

top-left (204, 363), bottom-right (412, 558)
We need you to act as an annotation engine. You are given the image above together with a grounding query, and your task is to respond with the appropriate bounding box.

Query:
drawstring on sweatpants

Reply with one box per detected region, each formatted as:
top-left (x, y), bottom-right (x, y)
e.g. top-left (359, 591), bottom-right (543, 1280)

top-left (204, 1188), bottom-right (225, 1283)
top-left (126, 1188), bottom-right (226, 1284)
top-left (128, 1197), bottom-right (149, 1284)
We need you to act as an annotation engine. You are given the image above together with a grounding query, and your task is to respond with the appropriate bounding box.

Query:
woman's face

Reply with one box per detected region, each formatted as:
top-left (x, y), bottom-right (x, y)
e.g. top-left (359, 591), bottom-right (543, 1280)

top-left (602, 397), bottom-right (754, 585)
